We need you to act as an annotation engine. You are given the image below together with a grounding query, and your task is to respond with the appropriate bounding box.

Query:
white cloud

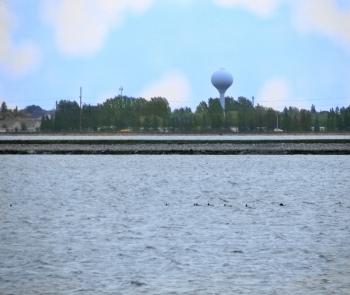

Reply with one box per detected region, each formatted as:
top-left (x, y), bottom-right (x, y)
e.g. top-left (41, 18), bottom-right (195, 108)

top-left (213, 0), bottom-right (350, 49)
top-left (140, 72), bottom-right (191, 109)
top-left (0, 3), bottom-right (41, 76)
top-left (213, 0), bottom-right (280, 16)
top-left (291, 0), bottom-right (350, 49)
top-left (257, 77), bottom-right (291, 110)
top-left (41, 0), bottom-right (154, 56)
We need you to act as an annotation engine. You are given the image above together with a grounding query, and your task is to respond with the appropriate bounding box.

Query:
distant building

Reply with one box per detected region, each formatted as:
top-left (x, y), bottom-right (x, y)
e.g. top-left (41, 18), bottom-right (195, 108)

top-left (230, 126), bottom-right (239, 133)
top-left (1, 118), bottom-right (41, 132)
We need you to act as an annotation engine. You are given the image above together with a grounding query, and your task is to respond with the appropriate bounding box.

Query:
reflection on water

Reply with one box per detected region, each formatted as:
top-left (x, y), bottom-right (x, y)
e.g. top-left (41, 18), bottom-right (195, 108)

top-left (0, 155), bottom-right (350, 294)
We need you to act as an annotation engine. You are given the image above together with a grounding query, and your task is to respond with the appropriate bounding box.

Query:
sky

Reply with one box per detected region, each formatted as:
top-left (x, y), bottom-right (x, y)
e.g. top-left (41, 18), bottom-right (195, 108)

top-left (1, 0), bottom-right (350, 111)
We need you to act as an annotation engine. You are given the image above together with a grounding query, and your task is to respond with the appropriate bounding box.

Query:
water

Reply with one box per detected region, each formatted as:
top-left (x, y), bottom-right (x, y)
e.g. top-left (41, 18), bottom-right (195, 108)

top-left (1, 155), bottom-right (350, 294)
top-left (1, 134), bottom-right (350, 141)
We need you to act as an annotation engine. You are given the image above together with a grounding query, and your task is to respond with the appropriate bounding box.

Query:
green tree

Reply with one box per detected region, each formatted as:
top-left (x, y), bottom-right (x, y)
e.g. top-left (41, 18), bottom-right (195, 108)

top-left (171, 108), bottom-right (194, 131)
top-left (54, 100), bottom-right (80, 131)
top-left (1, 102), bottom-right (7, 113)
top-left (194, 101), bottom-right (210, 131)
top-left (208, 98), bottom-right (224, 129)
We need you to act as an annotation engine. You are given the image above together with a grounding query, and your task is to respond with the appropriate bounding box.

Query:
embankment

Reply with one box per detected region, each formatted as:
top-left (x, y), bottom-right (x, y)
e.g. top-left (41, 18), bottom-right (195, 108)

top-left (1, 139), bottom-right (350, 154)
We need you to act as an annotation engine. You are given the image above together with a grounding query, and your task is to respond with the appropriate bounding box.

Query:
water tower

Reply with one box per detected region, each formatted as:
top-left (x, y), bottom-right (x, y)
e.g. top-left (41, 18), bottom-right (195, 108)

top-left (211, 69), bottom-right (233, 110)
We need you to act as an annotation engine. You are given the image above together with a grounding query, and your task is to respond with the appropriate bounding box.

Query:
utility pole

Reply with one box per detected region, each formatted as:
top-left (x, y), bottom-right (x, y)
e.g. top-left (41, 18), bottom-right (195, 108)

top-left (79, 87), bottom-right (82, 133)
top-left (252, 96), bottom-right (255, 107)
top-left (119, 86), bottom-right (124, 109)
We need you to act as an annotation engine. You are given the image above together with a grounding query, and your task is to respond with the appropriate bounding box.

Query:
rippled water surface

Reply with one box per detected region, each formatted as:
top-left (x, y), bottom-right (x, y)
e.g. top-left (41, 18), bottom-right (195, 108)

top-left (1, 155), bottom-right (350, 294)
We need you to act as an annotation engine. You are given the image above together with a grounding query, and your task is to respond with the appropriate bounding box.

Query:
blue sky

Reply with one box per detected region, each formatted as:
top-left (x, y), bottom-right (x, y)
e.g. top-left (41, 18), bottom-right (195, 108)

top-left (1, 0), bottom-right (350, 111)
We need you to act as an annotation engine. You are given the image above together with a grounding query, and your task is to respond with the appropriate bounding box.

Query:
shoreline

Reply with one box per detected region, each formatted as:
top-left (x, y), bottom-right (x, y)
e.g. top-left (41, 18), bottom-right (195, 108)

top-left (1, 131), bottom-right (350, 136)
top-left (1, 140), bottom-right (350, 155)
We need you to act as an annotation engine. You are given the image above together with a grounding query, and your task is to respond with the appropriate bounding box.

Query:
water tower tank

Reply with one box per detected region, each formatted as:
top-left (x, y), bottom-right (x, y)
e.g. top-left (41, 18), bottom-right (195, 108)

top-left (211, 69), bottom-right (233, 110)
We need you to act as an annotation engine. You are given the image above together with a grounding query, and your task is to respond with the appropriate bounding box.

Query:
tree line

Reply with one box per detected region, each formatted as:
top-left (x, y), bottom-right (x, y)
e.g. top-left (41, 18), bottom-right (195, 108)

top-left (37, 96), bottom-right (350, 132)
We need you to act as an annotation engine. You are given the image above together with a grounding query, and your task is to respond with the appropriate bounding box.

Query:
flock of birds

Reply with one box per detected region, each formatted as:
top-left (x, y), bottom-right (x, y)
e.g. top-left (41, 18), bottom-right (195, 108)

top-left (164, 202), bottom-right (286, 207)
top-left (8, 201), bottom-right (287, 208)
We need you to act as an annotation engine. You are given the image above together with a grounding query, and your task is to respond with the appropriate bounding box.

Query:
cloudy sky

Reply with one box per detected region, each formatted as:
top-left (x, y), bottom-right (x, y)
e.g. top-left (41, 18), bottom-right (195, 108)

top-left (1, 0), bottom-right (350, 111)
